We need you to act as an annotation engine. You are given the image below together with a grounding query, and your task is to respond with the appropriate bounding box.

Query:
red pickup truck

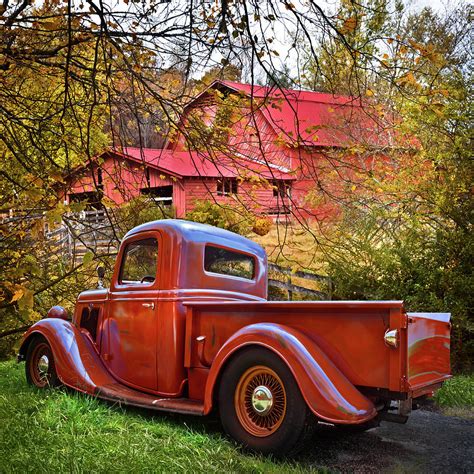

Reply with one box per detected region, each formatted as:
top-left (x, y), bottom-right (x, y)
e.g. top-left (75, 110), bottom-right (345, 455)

top-left (18, 220), bottom-right (451, 455)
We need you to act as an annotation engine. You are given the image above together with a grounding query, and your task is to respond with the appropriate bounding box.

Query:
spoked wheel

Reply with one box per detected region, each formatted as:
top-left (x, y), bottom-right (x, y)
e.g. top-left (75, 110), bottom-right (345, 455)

top-left (219, 347), bottom-right (315, 456)
top-left (235, 366), bottom-right (287, 437)
top-left (25, 337), bottom-right (59, 388)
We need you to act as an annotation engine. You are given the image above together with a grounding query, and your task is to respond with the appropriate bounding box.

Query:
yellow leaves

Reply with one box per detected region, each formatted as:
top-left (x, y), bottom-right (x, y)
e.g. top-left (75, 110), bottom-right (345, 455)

top-left (42, 18), bottom-right (62, 31)
top-left (340, 16), bottom-right (358, 34)
top-left (366, 89), bottom-right (374, 97)
top-left (30, 220), bottom-right (45, 241)
top-left (18, 289), bottom-right (34, 311)
top-left (397, 72), bottom-right (419, 89)
top-left (82, 251), bottom-right (94, 265)
top-left (430, 89), bottom-right (450, 98)
top-left (7, 284), bottom-right (34, 311)
top-left (10, 286), bottom-right (25, 303)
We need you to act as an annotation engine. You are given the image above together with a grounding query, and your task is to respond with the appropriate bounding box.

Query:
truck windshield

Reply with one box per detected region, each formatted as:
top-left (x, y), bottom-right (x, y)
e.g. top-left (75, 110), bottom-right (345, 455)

top-left (119, 238), bottom-right (158, 284)
top-left (204, 245), bottom-right (255, 280)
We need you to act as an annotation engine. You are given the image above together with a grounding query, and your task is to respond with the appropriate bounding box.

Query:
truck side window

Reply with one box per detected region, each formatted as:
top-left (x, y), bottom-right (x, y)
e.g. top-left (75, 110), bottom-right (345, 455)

top-left (204, 245), bottom-right (255, 280)
top-left (119, 238), bottom-right (158, 285)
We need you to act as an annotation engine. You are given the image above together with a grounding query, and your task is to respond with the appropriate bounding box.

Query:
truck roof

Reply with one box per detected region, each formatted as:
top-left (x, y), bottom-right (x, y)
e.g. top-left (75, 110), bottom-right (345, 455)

top-left (125, 219), bottom-right (266, 258)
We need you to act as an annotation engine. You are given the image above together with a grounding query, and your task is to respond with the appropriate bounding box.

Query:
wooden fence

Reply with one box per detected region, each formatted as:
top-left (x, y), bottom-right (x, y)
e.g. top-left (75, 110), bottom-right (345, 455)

top-left (268, 263), bottom-right (332, 301)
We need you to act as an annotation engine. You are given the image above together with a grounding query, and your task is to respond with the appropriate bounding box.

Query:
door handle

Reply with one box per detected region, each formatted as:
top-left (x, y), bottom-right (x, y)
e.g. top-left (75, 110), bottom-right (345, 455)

top-left (142, 302), bottom-right (155, 310)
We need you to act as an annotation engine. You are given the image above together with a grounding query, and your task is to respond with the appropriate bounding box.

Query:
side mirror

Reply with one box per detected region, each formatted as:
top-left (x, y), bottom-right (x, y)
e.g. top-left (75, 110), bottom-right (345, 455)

top-left (97, 266), bottom-right (106, 289)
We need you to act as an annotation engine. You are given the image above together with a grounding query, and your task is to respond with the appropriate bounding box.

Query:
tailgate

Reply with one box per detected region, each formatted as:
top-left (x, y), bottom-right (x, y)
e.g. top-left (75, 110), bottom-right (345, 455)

top-left (407, 312), bottom-right (451, 396)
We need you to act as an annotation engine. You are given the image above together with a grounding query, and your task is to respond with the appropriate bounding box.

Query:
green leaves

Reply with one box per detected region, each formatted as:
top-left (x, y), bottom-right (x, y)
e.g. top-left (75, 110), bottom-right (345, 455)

top-left (82, 251), bottom-right (94, 266)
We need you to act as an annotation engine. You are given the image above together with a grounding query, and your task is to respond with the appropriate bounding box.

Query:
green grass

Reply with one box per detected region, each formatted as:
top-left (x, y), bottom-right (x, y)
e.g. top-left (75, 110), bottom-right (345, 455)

top-left (2, 359), bottom-right (472, 473)
top-left (434, 375), bottom-right (474, 408)
top-left (0, 360), bottom-right (320, 473)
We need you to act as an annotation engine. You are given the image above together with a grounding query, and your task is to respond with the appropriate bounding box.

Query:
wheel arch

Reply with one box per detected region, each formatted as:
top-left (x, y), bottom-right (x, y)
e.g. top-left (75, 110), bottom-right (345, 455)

top-left (18, 331), bottom-right (44, 361)
top-left (18, 318), bottom-right (116, 394)
top-left (203, 323), bottom-right (377, 425)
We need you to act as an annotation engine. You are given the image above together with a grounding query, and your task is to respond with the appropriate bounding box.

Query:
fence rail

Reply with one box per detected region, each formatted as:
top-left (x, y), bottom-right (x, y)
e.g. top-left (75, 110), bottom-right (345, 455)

top-left (268, 263), bottom-right (332, 300)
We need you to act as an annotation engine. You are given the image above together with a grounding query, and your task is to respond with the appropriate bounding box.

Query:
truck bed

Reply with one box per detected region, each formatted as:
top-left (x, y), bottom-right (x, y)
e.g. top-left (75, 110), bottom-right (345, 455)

top-left (184, 300), bottom-right (451, 397)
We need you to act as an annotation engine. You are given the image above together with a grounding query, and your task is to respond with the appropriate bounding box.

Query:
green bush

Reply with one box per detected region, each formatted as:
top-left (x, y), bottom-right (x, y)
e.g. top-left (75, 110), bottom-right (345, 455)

top-left (435, 375), bottom-right (474, 407)
top-left (113, 196), bottom-right (175, 238)
top-left (186, 200), bottom-right (253, 235)
top-left (327, 211), bottom-right (473, 374)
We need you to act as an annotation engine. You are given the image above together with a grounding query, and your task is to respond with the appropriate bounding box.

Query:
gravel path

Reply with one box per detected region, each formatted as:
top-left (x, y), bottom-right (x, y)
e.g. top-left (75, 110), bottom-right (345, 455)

top-left (297, 410), bottom-right (474, 473)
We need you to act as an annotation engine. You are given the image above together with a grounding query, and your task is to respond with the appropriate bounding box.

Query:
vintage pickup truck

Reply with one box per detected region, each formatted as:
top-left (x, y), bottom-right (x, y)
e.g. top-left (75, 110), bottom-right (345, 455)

top-left (18, 220), bottom-right (451, 455)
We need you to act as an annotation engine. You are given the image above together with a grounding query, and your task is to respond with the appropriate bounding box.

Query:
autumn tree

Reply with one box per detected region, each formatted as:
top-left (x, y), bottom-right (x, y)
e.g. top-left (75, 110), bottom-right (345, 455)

top-left (0, 0), bottom-right (471, 370)
top-left (314, 5), bottom-right (473, 372)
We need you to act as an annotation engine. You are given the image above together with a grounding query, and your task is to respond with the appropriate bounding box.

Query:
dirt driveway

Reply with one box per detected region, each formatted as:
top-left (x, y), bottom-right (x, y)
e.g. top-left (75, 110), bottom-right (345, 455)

top-left (298, 410), bottom-right (474, 473)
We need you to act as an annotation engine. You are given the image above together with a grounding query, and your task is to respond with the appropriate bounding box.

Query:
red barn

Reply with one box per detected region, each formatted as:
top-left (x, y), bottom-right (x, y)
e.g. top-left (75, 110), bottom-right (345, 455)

top-left (66, 80), bottom-right (391, 219)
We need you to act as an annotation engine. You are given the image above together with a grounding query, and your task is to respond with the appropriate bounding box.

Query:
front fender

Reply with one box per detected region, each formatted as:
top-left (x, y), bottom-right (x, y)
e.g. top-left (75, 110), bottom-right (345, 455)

top-left (204, 323), bottom-right (377, 424)
top-left (19, 318), bottom-right (116, 393)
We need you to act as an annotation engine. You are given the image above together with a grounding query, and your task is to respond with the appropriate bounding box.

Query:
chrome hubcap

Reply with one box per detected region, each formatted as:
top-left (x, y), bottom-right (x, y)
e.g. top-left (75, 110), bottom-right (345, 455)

top-left (38, 355), bottom-right (49, 377)
top-left (251, 385), bottom-right (273, 415)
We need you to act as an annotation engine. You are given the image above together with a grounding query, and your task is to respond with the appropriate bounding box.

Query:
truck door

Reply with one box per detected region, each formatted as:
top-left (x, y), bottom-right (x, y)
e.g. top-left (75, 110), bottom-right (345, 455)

top-left (104, 233), bottom-right (160, 391)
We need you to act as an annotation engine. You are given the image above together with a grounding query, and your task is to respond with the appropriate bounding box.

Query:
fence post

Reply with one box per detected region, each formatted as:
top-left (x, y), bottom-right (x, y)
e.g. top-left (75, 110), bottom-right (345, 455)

top-left (287, 273), bottom-right (292, 301)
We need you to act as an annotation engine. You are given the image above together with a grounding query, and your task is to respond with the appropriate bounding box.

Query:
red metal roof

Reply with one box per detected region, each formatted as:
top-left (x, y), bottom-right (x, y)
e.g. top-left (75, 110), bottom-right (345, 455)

top-left (113, 147), bottom-right (295, 181)
top-left (205, 80), bottom-right (393, 148)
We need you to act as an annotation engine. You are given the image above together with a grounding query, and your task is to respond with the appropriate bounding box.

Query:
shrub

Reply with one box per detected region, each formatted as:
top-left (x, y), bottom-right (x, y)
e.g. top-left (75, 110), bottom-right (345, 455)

top-left (186, 200), bottom-right (254, 236)
top-left (327, 211), bottom-right (473, 373)
top-left (112, 196), bottom-right (175, 238)
top-left (252, 217), bottom-right (272, 236)
top-left (435, 375), bottom-right (474, 407)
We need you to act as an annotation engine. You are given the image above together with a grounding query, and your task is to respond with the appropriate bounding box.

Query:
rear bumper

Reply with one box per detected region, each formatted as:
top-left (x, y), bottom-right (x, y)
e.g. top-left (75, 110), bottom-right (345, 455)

top-left (410, 375), bottom-right (451, 399)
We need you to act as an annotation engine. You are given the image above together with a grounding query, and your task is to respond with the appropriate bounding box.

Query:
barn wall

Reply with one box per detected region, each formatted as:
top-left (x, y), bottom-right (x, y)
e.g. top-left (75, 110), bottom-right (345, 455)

top-left (182, 178), bottom-right (291, 216)
top-left (173, 91), bottom-right (293, 171)
top-left (66, 155), bottom-right (186, 215)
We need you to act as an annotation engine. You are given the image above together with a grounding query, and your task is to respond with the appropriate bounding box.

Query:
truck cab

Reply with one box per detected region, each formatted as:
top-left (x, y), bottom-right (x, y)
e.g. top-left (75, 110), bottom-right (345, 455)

top-left (75, 220), bottom-right (267, 396)
top-left (18, 220), bottom-right (451, 456)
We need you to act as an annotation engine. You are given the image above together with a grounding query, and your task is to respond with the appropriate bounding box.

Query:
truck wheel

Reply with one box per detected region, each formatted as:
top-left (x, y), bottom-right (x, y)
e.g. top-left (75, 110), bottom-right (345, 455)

top-left (25, 336), bottom-right (60, 388)
top-left (218, 347), bottom-right (315, 456)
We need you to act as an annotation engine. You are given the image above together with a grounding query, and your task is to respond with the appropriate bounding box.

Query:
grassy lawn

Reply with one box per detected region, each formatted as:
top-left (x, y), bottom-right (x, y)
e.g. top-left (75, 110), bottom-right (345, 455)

top-left (0, 360), bottom-right (318, 473)
top-left (1, 358), bottom-right (472, 473)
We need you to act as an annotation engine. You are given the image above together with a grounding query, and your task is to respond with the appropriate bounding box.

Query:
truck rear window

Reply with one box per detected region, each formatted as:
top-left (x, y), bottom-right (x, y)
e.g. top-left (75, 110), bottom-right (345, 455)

top-left (204, 246), bottom-right (255, 280)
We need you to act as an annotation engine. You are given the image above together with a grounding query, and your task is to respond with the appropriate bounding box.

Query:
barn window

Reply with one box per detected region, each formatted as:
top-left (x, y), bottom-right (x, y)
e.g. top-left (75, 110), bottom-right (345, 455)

top-left (96, 167), bottom-right (103, 190)
top-left (217, 178), bottom-right (238, 196)
top-left (140, 185), bottom-right (173, 205)
top-left (69, 191), bottom-right (103, 210)
top-left (145, 167), bottom-right (151, 187)
top-left (272, 180), bottom-right (290, 199)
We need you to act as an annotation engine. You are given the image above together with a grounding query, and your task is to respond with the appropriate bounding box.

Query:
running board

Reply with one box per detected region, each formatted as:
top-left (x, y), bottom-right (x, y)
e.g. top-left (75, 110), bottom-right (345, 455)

top-left (95, 382), bottom-right (204, 415)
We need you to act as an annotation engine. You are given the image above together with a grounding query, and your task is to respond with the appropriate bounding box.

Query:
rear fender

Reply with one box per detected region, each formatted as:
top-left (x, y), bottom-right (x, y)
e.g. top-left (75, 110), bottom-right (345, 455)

top-left (204, 323), bottom-right (377, 424)
top-left (18, 318), bottom-right (116, 393)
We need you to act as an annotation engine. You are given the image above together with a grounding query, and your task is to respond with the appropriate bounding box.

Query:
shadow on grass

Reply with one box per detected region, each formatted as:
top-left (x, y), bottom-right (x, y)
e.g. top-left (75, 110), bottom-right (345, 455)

top-left (68, 387), bottom-right (414, 472)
